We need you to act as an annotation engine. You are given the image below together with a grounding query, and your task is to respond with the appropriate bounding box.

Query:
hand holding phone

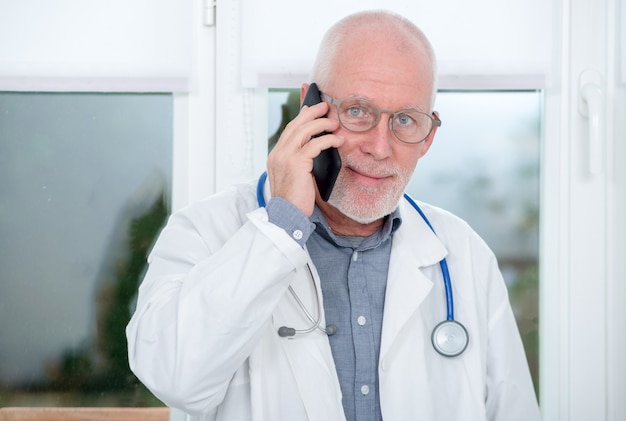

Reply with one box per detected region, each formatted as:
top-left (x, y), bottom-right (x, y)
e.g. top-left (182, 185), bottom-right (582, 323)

top-left (301, 83), bottom-right (342, 202)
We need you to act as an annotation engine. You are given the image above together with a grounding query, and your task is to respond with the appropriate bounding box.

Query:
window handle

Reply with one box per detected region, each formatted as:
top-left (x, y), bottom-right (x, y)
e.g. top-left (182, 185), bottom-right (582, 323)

top-left (579, 69), bottom-right (605, 175)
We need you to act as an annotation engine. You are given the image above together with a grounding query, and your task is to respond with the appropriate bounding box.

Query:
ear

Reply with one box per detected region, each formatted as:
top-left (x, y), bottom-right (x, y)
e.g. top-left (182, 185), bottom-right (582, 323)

top-left (300, 83), bottom-right (310, 107)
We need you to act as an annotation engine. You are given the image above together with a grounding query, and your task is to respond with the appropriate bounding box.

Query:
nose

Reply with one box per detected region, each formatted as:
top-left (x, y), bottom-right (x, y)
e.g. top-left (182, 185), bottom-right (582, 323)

top-left (359, 112), bottom-right (394, 159)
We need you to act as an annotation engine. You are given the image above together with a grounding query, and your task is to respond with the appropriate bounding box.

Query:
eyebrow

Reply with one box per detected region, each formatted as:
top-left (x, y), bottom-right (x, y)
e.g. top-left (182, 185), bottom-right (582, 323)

top-left (350, 95), bottom-right (427, 113)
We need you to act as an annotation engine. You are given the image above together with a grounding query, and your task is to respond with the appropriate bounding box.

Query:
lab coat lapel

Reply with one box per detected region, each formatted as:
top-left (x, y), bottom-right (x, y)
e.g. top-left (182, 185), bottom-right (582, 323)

top-left (380, 199), bottom-right (448, 359)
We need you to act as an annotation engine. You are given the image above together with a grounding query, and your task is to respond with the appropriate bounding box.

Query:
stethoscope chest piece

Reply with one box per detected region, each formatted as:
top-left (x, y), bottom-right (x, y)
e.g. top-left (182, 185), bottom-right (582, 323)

top-left (431, 320), bottom-right (469, 357)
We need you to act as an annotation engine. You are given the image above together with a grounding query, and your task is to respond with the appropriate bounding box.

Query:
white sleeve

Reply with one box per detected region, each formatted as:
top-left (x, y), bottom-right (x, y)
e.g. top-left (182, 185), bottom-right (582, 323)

top-left (126, 197), bottom-right (307, 415)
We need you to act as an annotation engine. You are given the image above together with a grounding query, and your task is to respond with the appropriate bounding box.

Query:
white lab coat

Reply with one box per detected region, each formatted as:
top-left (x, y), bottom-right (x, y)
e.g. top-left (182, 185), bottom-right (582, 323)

top-left (126, 179), bottom-right (540, 421)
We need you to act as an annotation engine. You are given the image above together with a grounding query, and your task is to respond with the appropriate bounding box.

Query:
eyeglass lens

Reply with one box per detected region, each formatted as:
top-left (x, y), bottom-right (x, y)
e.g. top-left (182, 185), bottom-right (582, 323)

top-left (336, 98), bottom-right (435, 143)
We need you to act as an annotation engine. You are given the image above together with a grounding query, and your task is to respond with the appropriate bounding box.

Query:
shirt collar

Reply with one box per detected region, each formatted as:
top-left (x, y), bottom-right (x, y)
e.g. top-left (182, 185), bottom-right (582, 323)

top-left (310, 205), bottom-right (403, 250)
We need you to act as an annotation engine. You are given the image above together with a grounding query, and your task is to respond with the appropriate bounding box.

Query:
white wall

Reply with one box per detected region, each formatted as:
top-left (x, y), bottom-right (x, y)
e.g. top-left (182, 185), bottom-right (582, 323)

top-left (240, 0), bottom-right (551, 89)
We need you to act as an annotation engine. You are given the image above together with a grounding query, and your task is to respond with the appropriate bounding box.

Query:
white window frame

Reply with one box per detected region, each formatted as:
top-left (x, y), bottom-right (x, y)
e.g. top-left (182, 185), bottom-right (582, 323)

top-left (539, 0), bottom-right (626, 419)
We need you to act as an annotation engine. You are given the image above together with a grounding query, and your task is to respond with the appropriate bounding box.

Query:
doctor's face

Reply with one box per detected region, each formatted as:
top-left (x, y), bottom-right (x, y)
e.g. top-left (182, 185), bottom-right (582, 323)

top-left (320, 35), bottom-right (437, 224)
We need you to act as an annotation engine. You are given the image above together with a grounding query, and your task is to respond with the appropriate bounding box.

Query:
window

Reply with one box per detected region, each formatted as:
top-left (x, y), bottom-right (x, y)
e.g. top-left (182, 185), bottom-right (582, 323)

top-left (0, 92), bottom-right (172, 406)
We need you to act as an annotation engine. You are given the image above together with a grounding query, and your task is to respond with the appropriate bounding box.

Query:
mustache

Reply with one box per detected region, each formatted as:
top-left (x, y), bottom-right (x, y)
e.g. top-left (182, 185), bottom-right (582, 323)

top-left (340, 155), bottom-right (402, 178)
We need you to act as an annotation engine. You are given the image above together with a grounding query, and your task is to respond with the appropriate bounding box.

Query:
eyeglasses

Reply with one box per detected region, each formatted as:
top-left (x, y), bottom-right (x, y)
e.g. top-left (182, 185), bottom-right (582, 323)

top-left (321, 93), bottom-right (441, 144)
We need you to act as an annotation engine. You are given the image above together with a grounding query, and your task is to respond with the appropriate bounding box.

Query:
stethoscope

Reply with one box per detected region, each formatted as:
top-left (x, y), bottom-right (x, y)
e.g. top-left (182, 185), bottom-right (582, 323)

top-left (256, 171), bottom-right (469, 357)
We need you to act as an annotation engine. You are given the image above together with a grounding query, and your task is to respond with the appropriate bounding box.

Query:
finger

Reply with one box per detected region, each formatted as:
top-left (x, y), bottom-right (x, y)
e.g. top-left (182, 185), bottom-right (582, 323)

top-left (300, 119), bottom-right (340, 148)
top-left (299, 101), bottom-right (331, 120)
top-left (279, 102), bottom-right (335, 147)
top-left (275, 119), bottom-right (339, 156)
top-left (300, 133), bottom-right (345, 160)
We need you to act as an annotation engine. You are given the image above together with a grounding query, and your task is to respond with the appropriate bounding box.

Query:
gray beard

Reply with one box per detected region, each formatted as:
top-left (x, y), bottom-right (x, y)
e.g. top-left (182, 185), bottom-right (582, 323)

top-left (327, 172), bottom-right (406, 224)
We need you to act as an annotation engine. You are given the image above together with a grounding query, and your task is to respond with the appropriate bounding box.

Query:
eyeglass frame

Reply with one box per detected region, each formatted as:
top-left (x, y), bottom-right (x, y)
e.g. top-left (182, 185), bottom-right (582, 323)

top-left (320, 92), bottom-right (441, 144)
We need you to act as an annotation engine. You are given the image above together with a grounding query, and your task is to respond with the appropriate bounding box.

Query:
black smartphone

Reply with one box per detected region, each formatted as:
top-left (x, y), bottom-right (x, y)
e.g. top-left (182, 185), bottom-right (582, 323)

top-left (301, 83), bottom-right (342, 202)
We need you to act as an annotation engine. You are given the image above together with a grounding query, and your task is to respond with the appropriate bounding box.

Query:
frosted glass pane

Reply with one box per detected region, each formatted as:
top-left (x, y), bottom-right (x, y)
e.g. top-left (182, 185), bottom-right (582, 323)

top-left (0, 93), bottom-right (172, 406)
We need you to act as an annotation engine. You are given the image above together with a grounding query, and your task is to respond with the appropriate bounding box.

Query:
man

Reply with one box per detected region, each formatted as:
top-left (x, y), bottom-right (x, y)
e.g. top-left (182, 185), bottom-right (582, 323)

top-left (127, 10), bottom-right (540, 421)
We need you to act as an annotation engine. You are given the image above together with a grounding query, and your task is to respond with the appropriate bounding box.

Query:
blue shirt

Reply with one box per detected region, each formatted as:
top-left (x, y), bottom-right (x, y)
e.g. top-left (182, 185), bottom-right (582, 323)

top-left (267, 197), bottom-right (401, 421)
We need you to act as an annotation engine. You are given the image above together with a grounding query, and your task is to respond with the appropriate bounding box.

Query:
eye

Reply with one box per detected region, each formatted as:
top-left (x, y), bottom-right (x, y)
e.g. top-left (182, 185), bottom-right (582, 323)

top-left (337, 99), bottom-right (378, 131)
top-left (341, 100), bottom-right (373, 120)
top-left (395, 112), bottom-right (417, 127)
top-left (347, 106), bottom-right (363, 117)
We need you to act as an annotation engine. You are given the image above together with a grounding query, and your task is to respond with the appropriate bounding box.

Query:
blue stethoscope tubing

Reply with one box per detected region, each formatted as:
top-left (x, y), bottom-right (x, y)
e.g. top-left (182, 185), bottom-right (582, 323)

top-left (256, 171), bottom-right (468, 357)
top-left (402, 193), bottom-right (469, 357)
top-left (401, 194), bottom-right (454, 321)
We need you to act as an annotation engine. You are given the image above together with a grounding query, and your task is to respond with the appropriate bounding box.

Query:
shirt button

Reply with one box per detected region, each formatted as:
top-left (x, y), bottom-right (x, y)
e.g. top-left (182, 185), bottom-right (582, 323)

top-left (360, 385), bottom-right (370, 395)
top-left (292, 229), bottom-right (303, 240)
top-left (357, 316), bottom-right (367, 326)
